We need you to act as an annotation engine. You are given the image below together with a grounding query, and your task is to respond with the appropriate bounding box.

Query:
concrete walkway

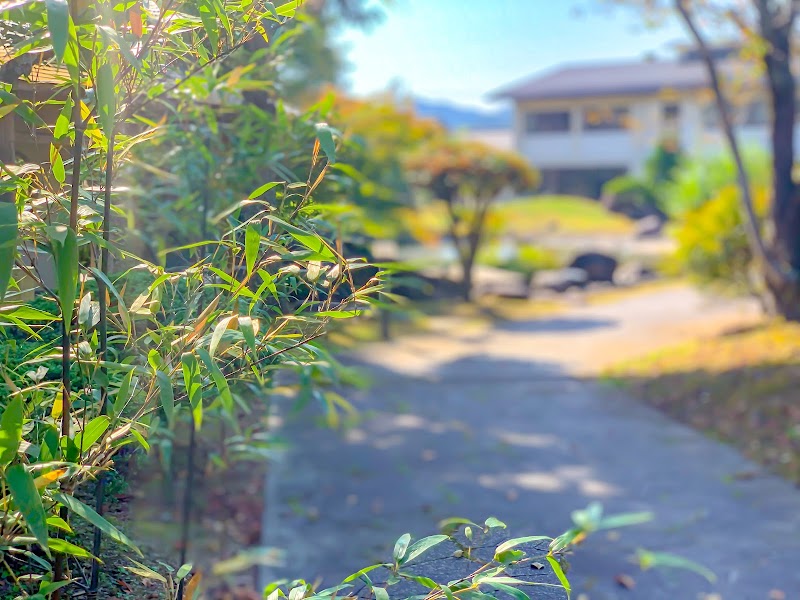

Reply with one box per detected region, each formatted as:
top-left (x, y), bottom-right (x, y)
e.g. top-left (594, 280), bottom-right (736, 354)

top-left (262, 285), bottom-right (800, 599)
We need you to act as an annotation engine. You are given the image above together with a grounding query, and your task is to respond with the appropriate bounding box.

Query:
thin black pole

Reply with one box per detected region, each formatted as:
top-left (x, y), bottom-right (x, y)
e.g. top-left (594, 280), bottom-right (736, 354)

top-left (176, 421), bottom-right (197, 600)
top-left (89, 131), bottom-right (114, 595)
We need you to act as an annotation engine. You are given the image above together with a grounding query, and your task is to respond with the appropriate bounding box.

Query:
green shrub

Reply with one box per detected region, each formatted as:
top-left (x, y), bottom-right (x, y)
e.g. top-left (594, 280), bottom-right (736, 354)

top-left (480, 243), bottom-right (561, 279)
top-left (661, 147), bottom-right (770, 217)
top-left (602, 174), bottom-right (661, 215)
top-left (670, 184), bottom-right (769, 291)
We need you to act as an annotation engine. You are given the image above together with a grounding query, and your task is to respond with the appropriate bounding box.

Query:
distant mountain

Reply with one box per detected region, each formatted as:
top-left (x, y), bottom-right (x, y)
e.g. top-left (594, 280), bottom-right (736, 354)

top-left (413, 98), bottom-right (512, 131)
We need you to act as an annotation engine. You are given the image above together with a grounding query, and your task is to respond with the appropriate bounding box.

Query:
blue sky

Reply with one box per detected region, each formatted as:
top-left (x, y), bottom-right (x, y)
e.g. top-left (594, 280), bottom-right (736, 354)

top-left (336, 1), bottom-right (688, 109)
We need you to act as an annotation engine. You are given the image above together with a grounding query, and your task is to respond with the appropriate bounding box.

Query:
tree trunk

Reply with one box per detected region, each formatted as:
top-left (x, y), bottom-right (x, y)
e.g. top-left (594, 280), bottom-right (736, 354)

top-left (757, 0), bottom-right (800, 319)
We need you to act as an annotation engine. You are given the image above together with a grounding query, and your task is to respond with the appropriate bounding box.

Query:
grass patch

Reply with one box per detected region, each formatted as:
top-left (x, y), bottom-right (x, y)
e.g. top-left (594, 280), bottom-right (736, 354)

top-left (606, 320), bottom-right (800, 484)
top-left (495, 195), bottom-right (635, 236)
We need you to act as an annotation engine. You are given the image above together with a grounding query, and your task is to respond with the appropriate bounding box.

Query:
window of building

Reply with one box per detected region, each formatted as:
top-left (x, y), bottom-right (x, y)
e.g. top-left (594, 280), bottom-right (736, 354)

top-left (663, 103), bottom-right (680, 121)
top-left (583, 106), bottom-right (630, 131)
top-left (525, 111), bottom-right (571, 133)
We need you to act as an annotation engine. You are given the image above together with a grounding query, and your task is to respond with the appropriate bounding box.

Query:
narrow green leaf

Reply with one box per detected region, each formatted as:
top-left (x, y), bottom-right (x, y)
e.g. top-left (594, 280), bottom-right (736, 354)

top-left (484, 517), bottom-right (507, 530)
top-left (372, 587), bottom-right (389, 600)
top-left (494, 536), bottom-right (551, 556)
top-left (245, 224), bottom-right (260, 275)
top-left (438, 517), bottom-right (478, 535)
top-left (96, 61), bottom-right (116, 136)
top-left (54, 492), bottom-right (142, 556)
top-left (315, 123), bottom-right (337, 164)
top-left (546, 555), bottom-right (571, 598)
top-left (249, 181), bottom-right (281, 199)
top-left (197, 0), bottom-right (220, 49)
top-left (181, 353), bottom-right (203, 429)
top-left (264, 216), bottom-right (337, 262)
top-left (113, 369), bottom-right (137, 418)
top-left (46, 516), bottom-right (73, 534)
top-left (7, 464), bottom-right (49, 554)
top-left (46, 0), bottom-right (70, 62)
top-left (0, 396), bottom-right (23, 467)
top-left (53, 95), bottom-right (72, 140)
top-left (197, 348), bottom-right (233, 414)
top-left (38, 580), bottom-right (71, 596)
top-left (0, 202), bottom-right (18, 301)
top-left (176, 563), bottom-right (193, 580)
top-left (0, 306), bottom-right (58, 321)
top-left (209, 315), bottom-right (236, 357)
top-left (74, 416), bottom-right (110, 453)
top-left (48, 537), bottom-right (96, 560)
top-left (51, 150), bottom-right (65, 184)
top-left (126, 559), bottom-right (166, 582)
top-left (342, 564), bottom-right (387, 583)
top-left (403, 535), bottom-right (448, 564)
top-left (596, 511), bottom-right (653, 531)
top-left (238, 316), bottom-right (257, 358)
top-left (488, 583), bottom-right (530, 600)
top-left (155, 370), bottom-right (174, 427)
top-left (636, 549), bottom-right (716, 583)
top-left (48, 225), bottom-right (78, 328)
top-left (392, 533), bottom-right (411, 563)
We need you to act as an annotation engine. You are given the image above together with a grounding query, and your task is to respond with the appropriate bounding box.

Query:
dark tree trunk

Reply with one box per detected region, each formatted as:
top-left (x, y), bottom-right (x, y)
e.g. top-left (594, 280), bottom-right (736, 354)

top-left (757, 0), bottom-right (800, 318)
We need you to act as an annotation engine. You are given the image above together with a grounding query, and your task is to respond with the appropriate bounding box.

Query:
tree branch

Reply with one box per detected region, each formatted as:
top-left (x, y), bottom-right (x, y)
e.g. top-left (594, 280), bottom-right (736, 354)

top-left (674, 0), bottom-right (784, 282)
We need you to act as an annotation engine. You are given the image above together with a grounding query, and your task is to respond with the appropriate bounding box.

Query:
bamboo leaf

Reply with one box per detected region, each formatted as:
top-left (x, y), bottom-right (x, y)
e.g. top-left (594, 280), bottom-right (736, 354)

top-left (181, 353), bottom-right (203, 429)
top-left (392, 533), bottom-right (411, 563)
top-left (264, 216), bottom-right (337, 262)
top-left (155, 370), bottom-right (174, 427)
top-left (197, 348), bottom-right (233, 414)
top-left (47, 225), bottom-right (78, 328)
top-left (249, 181), bottom-right (281, 199)
top-left (7, 464), bottom-right (49, 555)
top-left (96, 61), bottom-right (116, 137)
top-left (314, 123), bottom-right (337, 164)
top-left (0, 202), bottom-right (17, 301)
top-left (0, 397), bottom-right (23, 467)
top-left (74, 415), bottom-right (110, 453)
top-left (48, 538), bottom-right (97, 560)
top-left (54, 492), bottom-right (142, 556)
top-left (546, 555), bottom-right (571, 598)
top-left (245, 224), bottom-right (260, 275)
top-left (45, 0), bottom-right (69, 62)
top-left (403, 535), bottom-right (448, 564)
top-left (494, 536), bottom-right (551, 558)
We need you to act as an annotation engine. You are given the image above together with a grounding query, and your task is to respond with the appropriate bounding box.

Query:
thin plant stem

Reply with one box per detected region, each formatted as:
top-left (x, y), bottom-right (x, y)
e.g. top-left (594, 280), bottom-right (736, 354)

top-left (89, 131), bottom-right (115, 595)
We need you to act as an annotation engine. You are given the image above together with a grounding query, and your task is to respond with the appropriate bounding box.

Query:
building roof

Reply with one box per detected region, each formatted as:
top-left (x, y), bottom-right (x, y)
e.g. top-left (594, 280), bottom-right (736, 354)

top-left (493, 58), bottom-right (715, 102)
top-left (1, 47), bottom-right (68, 85)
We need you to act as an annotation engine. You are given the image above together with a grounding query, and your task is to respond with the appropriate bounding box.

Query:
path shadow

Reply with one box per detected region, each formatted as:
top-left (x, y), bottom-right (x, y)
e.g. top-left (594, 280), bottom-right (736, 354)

top-left (266, 353), bottom-right (800, 600)
top-left (492, 316), bottom-right (616, 333)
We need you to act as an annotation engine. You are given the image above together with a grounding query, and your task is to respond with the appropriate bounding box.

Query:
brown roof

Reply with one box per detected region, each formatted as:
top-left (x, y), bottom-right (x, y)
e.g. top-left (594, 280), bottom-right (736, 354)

top-left (1, 47), bottom-right (69, 85)
top-left (492, 59), bottom-right (714, 102)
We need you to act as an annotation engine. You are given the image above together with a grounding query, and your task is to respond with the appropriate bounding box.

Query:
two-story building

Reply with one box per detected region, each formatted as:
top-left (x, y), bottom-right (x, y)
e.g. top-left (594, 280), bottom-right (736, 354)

top-left (493, 48), bottom-right (778, 197)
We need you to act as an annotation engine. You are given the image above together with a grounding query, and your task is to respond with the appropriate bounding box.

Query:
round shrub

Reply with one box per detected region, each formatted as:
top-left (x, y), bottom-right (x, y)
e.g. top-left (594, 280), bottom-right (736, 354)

top-left (670, 184), bottom-right (769, 292)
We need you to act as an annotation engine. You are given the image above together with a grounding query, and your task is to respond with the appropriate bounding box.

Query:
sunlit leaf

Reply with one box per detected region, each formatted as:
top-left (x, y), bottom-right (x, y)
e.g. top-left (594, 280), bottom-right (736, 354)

top-left (7, 464), bottom-right (49, 555)
top-left (403, 535), bottom-right (448, 564)
top-left (45, 0), bottom-right (69, 62)
top-left (546, 555), bottom-right (571, 598)
top-left (0, 397), bottom-right (23, 467)
top-left (54, 492), bottom-right (142, 555)
top-left (314, 123), bottom-right (337, 164)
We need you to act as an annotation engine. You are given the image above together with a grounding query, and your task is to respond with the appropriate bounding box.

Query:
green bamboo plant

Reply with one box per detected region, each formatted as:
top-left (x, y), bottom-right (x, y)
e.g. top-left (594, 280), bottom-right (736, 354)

top-left (0, 1), bottom-right (378, 597)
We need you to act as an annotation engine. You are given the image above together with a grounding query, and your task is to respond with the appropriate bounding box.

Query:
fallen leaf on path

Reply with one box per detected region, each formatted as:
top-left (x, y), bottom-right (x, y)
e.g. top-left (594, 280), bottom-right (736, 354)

top-left (614, 574), bottom-right (635, 589)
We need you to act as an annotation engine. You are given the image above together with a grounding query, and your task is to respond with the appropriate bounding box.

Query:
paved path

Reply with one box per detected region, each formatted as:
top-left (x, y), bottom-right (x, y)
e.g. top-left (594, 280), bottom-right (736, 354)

top-left (261, 285), bottom-right (800, 599)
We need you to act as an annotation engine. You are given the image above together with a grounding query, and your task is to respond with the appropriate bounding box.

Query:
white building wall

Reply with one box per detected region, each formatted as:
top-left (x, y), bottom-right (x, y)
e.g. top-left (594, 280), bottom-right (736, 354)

top-left (512, 92), bottom-right (785, 178)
